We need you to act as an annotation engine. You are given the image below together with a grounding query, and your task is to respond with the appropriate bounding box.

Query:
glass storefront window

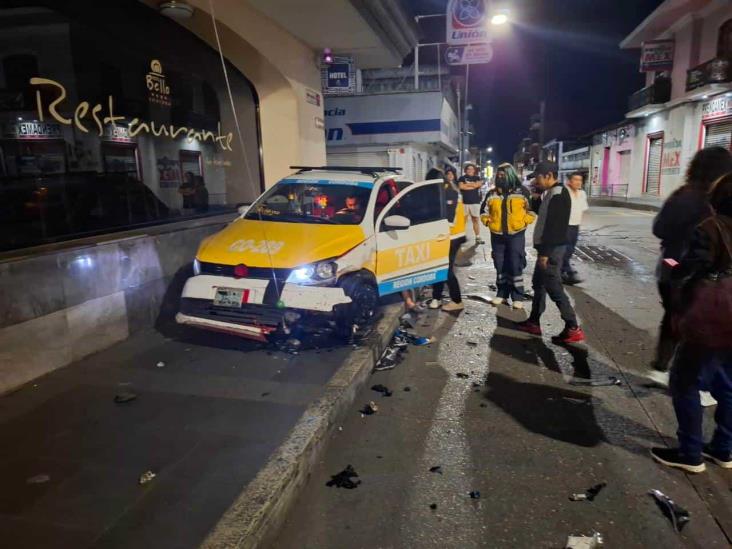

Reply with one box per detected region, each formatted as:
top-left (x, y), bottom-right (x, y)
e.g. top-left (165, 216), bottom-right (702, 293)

top-left (0, 0), bottom-right (263, 252)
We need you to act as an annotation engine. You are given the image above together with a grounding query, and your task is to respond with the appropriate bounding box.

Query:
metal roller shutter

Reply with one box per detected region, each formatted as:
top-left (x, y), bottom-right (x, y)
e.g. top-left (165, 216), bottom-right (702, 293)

top-left (704, 121), bottom-right (732, 150)
top-left (645, 136), bottom-right (663, 195)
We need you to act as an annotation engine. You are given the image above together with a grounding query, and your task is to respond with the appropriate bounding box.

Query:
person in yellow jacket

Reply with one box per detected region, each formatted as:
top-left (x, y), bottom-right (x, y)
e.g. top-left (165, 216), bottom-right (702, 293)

top-left (480, 162), bottom-right (536, 309)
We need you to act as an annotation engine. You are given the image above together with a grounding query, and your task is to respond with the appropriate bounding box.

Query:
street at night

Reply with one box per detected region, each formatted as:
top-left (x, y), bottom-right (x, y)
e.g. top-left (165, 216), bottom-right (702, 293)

top-left (3, 1), bottom-right (732, 548)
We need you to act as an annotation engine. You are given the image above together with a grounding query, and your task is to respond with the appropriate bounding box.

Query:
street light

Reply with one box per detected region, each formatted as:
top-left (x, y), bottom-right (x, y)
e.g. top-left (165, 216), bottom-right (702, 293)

top-left (487, 146), bottom-right (493, 153)
top-left (491, 11), bottom-right (509, 26)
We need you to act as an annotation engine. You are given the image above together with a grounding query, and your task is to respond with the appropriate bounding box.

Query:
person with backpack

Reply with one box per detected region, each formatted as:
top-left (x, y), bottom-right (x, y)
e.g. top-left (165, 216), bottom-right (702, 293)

top-left (651, 172), bottom-right (732, 473)
top-left (650, 147), bottom-right (732, 379)
top-left (480, 162), bottom-right (536, 309)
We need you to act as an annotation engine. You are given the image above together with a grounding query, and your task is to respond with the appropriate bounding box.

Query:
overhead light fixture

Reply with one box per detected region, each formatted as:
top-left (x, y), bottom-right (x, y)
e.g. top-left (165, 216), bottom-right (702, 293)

top-left (158, 1), bottom-right (194, 19)
top-left (702, 94), bottom-right (709, 99)
top-left (323, 48), bottom-right (334, 65)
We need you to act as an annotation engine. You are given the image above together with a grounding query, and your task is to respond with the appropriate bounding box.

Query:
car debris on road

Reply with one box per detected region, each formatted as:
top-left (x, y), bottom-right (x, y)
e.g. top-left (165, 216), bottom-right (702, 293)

top-left (569, 482), bottom-right (606, 502)
top-left (326, 465), bottom-right (361, 489)
top-left (649, 489), bottom-right (690, 532)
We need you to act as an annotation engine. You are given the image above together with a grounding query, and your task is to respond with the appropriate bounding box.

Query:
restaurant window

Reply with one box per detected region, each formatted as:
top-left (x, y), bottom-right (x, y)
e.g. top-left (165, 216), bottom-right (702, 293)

top-left (718, 20), bottom-right (732, 59)
top-left (0, 0), bottom-right (263, 252)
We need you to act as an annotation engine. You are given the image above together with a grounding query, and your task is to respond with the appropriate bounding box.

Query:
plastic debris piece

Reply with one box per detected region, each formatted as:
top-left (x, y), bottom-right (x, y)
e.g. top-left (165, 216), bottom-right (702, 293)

top-left (479, 403), bottom-right (487, 408)
top-left (429, 503), bottom-right (437, 510)
top-left (649, 489), bottom-right (690, 532)
top-left (565, 532), bottom-right (603, 548)
top-left (471, 381), bottom-right (481, 388)
top-left (403, 386), bottom-right (411, 392)
top-left (371, 384), bottom-right (393, 397)
top-left (139, 471), bottom-right (156, 485)
top-left (569, 376), bottom-right (621, 387)
top-left (469, 491), bottom-right (481, 499)
top-left (326, 465), bottom-right (361, 489)
top-left (261, 392), bottom-right (270, 397)
top-left (360, 401), bottom-right (378, 415)
top-left (569, 482), bottom-right (606, 502)
top-left (156, 361), bottom-right (165, 368)
top-left (114, 390), bottom-right (138, 404)
top-left (27, 474), bottom-right (50, 484)
top-left (456, 373), bottom-right (470, 379)
top-left (429, 466), bottom-right (443, 474)
top-left (467, 340), bottom-right (478, 347)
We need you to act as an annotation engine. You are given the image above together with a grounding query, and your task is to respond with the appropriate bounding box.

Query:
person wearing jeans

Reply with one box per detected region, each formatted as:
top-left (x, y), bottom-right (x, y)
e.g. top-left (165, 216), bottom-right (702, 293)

top-left (651, 171), bottom-right (732, 473)
top-left (562, 172), bottom-right (588, 285)
top-left (514, 162), bottom-right (585, 345)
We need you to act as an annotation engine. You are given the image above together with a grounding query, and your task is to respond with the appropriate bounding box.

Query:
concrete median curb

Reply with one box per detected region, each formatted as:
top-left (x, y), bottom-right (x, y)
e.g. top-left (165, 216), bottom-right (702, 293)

top-left (200, 304), bottom-right (403, 549)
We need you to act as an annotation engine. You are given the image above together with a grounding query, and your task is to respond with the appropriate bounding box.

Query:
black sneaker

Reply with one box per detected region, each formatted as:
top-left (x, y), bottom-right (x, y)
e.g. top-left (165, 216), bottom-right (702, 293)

top-left (650, 448), bottom-right (706, 473)
top-left (702, 445), bottom-right (732, 468)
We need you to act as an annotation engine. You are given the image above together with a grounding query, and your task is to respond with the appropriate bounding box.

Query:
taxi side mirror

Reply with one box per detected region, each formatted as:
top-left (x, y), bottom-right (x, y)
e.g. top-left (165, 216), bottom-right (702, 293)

top-left (384, 215), bottom-right (411, 230)
top-left (237, 204), bottom-right (250, 217)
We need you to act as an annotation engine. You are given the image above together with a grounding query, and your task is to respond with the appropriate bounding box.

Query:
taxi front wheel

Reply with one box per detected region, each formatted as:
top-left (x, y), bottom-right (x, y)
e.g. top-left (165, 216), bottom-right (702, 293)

top-left (334, 274), bottom-right (378, 340)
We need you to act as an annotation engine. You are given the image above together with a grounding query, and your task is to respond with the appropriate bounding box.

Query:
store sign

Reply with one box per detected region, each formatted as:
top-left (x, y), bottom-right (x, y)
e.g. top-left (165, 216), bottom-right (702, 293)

top-left (323, 58), bottom-right (355, 95)
top-left (146, 59), bottom-right (172, 107)
top-left (702, 96), bottom-right (732, 121)
top-left (640, 40), bottom-right (674, 72)
top-left (661, 138), bottom-right (683, 176)
top-left (30, 77), bottom-right (234, 151)
top-left (8, 121), bottom-right (62, 139)
top-left (446, 0), bottom-right (491, 45)
top-left (103, 124), bottom-right (132, 142)
top-left (445, 44), bottom-right (493, 65)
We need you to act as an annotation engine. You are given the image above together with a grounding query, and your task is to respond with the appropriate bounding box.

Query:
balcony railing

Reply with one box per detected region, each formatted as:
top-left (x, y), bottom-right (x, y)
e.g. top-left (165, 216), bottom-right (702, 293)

top-left (628, 77), bottom-right (671, 112)
top-left (686, 57), bottom-right (732, 92)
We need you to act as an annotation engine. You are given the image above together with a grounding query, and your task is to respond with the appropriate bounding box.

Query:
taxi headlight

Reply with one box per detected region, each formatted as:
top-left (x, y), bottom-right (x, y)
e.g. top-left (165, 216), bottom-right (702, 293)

top-left (287, 261), bottom-right (337, 285)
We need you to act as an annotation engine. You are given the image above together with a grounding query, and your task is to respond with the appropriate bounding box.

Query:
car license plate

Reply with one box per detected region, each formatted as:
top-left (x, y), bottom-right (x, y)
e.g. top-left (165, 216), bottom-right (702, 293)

top-left (213, 287), bottom-right (249, 308)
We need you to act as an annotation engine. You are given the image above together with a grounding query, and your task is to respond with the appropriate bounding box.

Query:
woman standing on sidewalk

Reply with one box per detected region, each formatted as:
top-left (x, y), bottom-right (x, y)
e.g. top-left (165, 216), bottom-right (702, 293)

top-left (651, 172), bottom-right (732, 473)
top-left (480, 163), bottom-right (536, 309)
top-left (426, 167), bottom-right (466, 312)
top-left (651, 147), bottom-right (732, 376)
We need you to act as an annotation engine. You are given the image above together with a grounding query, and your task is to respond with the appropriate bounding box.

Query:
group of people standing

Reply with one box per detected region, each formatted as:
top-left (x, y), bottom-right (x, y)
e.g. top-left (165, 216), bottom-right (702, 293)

top-left (425, 160), bottom-right (589, 345)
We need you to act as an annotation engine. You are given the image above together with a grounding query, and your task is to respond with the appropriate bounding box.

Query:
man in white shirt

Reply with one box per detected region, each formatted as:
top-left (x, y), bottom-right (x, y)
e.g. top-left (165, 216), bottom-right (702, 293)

top-left (562, 172), bottom-right (589, 285)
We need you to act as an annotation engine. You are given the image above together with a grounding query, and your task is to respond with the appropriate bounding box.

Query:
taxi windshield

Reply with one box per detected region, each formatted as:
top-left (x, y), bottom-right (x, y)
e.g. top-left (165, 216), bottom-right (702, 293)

top-left (245, 179), bottom-right (371, 225)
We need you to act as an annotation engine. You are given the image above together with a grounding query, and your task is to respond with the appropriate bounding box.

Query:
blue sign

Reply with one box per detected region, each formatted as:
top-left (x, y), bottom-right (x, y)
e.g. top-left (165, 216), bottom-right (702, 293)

top-left (378, 268), bottom-right (448, 296)
top-left (326, 63), bottom-right (351, 92)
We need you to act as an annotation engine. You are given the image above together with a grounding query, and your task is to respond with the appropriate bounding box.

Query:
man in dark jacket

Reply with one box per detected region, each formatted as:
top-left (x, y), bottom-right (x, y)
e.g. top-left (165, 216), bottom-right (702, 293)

top-left (515, 162), bottom-right (585, 344)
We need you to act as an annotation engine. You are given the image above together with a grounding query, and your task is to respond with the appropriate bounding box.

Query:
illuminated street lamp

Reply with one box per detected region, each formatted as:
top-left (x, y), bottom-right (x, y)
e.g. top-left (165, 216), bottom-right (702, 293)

top-left (487, 146), bottom-right (493, 153)
top-left (491, 10), bottom-right (509, 26)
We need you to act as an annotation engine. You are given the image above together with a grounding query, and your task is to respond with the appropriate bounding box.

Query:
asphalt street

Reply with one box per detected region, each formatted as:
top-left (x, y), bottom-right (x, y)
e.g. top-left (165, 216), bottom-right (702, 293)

top-left (272, 207), bottom-right (732, 549)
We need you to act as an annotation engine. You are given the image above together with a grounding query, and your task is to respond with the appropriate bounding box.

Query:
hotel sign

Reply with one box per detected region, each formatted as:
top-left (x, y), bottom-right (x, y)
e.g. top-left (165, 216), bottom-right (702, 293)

top-left (640, 40), bottom-right (674, 72)
top-left (146, 59), bottom-right (171, 107)
top-left (702, 96), bottom-right (732, 121)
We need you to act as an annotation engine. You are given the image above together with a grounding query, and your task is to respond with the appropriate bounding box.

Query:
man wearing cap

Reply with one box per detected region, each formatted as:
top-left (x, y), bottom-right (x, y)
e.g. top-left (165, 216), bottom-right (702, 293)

top-left (459, 163), bottom-right (485, 245)
top-left (515, 162), bottom-right (586, 344)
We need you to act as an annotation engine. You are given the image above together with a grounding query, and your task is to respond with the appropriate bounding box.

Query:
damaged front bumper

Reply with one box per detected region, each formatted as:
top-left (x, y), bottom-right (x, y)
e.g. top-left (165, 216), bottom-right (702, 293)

top-left (176, 274), bottom-right (352, 340)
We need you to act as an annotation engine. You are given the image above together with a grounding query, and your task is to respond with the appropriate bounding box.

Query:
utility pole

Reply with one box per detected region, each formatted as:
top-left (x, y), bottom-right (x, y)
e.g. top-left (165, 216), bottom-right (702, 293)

top-left (539, 99), bottom-right (546, 160)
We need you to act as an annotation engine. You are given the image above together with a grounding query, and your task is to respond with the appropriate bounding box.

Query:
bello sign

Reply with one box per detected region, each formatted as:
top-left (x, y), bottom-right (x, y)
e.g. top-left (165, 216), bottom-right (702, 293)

top-left (446, 0), bottom-right (491, 46)
top-left (640, 40), bottom-right (674, 72)
top-left (445, 44), bottom-right (493, 65)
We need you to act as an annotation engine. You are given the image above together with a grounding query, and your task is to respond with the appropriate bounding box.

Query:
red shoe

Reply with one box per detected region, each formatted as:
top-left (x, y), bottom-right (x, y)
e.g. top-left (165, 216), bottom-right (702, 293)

top-left (552, 326), bottom-right (585, 344)
top-left (514, 320), bottom-right (542, 336)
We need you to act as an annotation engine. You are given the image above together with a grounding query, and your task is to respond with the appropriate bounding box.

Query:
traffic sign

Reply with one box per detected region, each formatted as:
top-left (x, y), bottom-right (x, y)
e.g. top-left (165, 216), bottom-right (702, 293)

top-left (445, 44), bottom-right (494, 65)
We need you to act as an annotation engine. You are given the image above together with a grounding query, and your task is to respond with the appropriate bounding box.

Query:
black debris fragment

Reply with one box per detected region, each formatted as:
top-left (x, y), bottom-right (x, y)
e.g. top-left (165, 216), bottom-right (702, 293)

top-left (404, 386), bottom-right (411, 392)
top-left (114, 391), bottom-right (138, 404)
top-left (488, 284), bottom-right (497, 292)
top-left (471, 381), bottom-right (481, 388)
top-left (467, 340), bottom-right (478, 347)
top-left (429, 466), bottom-right (443, 474)
top-left (326, 465), bottom-right (361, 489)
top-left (469, 491), bottom-right (481, 499)
top-left (371, 384), bottom-right (393, 397)
top-left (649, 489), bottom-right (690, 532)
top-left (360, 401), bottom-right (379, 415)
top-left (261, 392), bottom-right (270, 397)
top-left (456, 373), bottom-right (470, 379)
top-left (569, 376), bottom-right (622, 387)
top-left (479, 403), bottom-right (487, 408)
top-left (569, 482), bottom-right (607, 502)
top-left (429, 503), bottom-right (437, 510)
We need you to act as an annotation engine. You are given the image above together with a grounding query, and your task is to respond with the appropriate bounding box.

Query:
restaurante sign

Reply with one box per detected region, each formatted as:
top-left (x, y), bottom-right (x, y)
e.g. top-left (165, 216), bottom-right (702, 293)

top-left (29, 77), bottom-right (234, 151)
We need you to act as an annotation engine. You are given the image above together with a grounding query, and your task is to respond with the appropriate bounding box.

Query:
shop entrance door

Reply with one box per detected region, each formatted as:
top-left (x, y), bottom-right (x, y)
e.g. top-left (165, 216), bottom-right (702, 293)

top-left (645, 135), bottom-right (663, 195)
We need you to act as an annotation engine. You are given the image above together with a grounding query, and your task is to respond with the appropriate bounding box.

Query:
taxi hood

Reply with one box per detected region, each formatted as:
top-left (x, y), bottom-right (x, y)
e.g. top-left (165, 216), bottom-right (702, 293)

top-left (196, 218), bottom-right (367, 268)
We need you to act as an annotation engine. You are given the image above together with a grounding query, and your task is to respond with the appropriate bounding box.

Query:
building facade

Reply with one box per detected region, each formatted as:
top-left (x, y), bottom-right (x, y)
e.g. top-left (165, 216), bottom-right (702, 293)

top-left (620, 0), bottom-right (732, 199)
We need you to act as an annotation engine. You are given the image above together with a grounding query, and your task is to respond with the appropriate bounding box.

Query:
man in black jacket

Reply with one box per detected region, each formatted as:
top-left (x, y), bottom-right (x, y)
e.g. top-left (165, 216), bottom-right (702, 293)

top-left (515, 162), bottom-right (585, 344)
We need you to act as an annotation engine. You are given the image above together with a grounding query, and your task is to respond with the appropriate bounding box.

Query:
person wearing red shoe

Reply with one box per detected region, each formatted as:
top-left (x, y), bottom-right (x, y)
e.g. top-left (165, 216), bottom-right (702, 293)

top-left (514, 162), bottom-right (585, 344)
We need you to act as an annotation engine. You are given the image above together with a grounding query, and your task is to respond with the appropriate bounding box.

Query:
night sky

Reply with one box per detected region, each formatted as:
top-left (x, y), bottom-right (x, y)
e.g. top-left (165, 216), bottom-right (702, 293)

top-left (403, 0), bottom-right (664, 163)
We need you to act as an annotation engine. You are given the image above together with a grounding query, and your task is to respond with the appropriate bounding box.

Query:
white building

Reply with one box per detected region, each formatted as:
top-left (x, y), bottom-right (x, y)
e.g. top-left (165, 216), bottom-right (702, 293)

top-left (620, 0), bottom-right (732, 199)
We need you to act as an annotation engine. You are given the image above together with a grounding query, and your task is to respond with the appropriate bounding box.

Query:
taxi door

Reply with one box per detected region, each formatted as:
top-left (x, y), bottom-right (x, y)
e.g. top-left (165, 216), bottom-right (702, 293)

top-left (374, 180), bottom-right (450, 296)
